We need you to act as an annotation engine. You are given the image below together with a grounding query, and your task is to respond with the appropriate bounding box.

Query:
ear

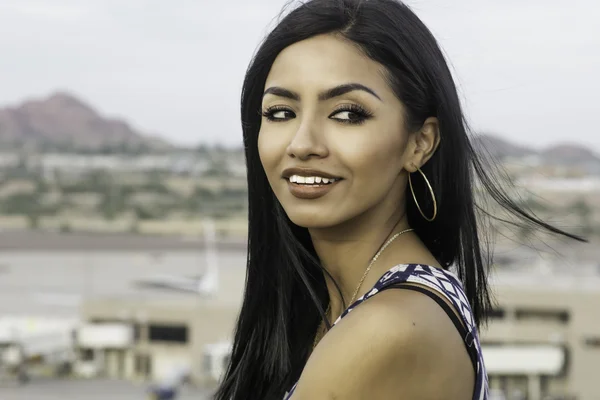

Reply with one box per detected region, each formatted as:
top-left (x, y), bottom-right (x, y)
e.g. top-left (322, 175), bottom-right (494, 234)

top-left (403, 117), bottom-right (440, 172)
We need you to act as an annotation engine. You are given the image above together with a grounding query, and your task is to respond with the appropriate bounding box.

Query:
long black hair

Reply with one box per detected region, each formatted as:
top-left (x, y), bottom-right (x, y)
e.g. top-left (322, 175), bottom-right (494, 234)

top-left (214, 1), bottom-right (584, 399)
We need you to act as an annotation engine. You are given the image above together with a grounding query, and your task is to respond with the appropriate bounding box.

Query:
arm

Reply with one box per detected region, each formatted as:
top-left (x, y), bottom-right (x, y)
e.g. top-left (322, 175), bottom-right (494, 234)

top-left (290, 289), bottom-right (475, 399)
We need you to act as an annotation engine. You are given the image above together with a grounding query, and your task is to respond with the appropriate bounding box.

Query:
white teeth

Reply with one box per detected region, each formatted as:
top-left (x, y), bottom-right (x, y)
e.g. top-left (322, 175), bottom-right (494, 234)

top-left (288, 175), bottom-right (338, 185)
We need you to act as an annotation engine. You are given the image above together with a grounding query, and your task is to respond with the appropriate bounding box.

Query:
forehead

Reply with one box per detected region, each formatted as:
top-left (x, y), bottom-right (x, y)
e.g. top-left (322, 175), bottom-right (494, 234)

top-left (265, 34), bottom-right (389, 94)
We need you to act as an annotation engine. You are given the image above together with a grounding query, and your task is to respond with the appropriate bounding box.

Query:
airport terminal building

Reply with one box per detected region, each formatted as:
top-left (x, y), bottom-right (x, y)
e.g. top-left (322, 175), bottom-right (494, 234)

top-left (77, 285), bottom-right (241, 385)
top-left (1, 232), bottom-right (599, 399)
top-left (78, 255), bottom-right (600, 399)
top-left (483, 267), bottom-right (600, 399)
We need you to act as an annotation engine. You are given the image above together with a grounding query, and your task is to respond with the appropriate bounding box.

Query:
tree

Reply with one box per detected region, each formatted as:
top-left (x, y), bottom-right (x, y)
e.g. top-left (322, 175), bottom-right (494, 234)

top-left (1, 193), bottom-right (38, 215)
top-left (99, 185), bottom-right (126, 220)
top-left (569, 199), bottom-right (592, 236)
top-left (27, 213), bottom-right (40, 229)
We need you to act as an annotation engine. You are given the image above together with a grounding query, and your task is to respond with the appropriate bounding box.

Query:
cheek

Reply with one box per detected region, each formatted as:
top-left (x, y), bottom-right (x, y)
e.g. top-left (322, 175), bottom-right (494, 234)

top-left (339, 132), bottom-right (404, 182)
top-left (258, 127), bottom-right (285, 181)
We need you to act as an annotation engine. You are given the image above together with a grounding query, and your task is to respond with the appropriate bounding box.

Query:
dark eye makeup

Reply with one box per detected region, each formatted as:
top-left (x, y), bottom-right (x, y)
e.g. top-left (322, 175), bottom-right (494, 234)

top-left (260, 103), bottom-right (374, 125)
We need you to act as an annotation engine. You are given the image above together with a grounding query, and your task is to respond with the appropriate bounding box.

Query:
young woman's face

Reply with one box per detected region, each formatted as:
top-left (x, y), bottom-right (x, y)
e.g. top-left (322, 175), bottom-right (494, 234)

top-left (258, 34), bottom-right (414, 229)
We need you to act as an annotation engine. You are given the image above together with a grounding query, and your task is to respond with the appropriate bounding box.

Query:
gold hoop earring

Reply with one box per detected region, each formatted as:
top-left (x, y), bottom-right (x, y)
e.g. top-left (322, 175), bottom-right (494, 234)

top-left (408, 165), bottom-right (437, 222)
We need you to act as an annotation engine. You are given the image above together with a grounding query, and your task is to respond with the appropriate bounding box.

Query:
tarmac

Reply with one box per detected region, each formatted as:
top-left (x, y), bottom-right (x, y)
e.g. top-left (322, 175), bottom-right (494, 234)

top-left (0, 378), bottom-right (213, 400)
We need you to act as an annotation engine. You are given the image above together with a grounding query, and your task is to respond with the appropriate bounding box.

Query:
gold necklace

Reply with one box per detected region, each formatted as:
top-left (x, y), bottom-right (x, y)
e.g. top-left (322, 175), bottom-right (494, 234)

top-left (312, 228), bottom-right (414, 349)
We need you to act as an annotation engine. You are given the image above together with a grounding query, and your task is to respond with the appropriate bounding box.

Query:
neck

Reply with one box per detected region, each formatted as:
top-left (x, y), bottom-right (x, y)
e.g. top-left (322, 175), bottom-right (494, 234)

top-left (309, 206), bottom-right (412, 320)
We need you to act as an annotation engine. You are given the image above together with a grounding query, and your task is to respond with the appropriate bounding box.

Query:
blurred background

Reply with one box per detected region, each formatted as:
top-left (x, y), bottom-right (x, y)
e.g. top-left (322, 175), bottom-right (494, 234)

top-left (0, 1), bottom-right (598, 399)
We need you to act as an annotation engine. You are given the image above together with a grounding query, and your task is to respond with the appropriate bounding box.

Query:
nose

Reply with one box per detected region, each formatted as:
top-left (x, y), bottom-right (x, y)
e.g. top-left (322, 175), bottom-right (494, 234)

top-left (286, 118), bottom-right (328, 161)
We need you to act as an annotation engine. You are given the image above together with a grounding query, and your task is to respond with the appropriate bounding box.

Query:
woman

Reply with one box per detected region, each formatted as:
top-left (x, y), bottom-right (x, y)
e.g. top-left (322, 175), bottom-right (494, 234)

top-left (214, 1), bottom-right (583, 399)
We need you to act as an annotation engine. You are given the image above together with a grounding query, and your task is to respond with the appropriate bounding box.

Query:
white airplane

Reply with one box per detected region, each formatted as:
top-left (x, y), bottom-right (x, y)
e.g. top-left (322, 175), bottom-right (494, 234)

top-left (135, 219), bottom-right (219, 297)
top-left (135, 274), bottom-right (204, 293)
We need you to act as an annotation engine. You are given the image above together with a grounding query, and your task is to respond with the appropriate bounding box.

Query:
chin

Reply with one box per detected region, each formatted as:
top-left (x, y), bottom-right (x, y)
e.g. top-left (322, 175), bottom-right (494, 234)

top-left (282, 206), bottom-right (347, 230)
top-left (289, 218), bottom-right (336, 229)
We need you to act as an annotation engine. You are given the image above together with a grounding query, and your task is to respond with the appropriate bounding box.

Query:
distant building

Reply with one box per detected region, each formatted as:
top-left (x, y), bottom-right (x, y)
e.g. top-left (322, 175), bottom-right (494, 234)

top-left (0, 231), bottom-right (245, 386)
top-left (1, 232), bottom-right (599, 398)
top-left (482, 266), bottom-right (600, 400)
top-left (77, 294), bottom-right (239, 385)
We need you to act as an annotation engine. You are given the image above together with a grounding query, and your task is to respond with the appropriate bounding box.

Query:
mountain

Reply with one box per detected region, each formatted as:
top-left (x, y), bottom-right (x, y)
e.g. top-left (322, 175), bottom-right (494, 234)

top-left (473, 133), bottom-right (600, 174)
top-left (472, 133), bottom-right (535, 160)
top-left (540, 143), bottom-right (600, 166)
top-left (0, 92), bottom-right (172, 151)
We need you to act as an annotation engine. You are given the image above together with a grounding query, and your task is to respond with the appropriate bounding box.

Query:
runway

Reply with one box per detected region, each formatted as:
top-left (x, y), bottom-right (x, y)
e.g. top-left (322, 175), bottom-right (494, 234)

top-left (0, 378), bottom-right (213, 400)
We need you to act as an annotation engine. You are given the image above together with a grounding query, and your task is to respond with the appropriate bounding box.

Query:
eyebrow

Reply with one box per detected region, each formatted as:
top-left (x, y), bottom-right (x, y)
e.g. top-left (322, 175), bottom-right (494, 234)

top-left (262, 83), bottom-right (382, 102)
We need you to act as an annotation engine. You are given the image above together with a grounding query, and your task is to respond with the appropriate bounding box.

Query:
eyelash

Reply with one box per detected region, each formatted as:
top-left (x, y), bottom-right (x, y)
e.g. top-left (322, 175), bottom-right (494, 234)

top-left (260, 104), bottom-right (374, 125)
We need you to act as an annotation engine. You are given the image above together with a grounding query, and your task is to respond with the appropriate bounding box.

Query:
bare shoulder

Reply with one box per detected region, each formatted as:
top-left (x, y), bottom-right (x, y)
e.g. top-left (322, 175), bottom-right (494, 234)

top-left (290, 289), bottom-right (474, 400)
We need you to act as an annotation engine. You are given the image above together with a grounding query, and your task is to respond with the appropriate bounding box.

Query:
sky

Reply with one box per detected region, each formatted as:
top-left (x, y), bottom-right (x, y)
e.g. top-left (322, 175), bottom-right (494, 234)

top-left (0, 0), bottom-right (598, 150)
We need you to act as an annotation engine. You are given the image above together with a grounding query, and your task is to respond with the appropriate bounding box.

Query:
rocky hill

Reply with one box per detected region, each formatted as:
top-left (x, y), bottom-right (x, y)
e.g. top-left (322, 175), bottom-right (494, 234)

top-left (472, 133), bottom-right (535, 159)
top-left (1, 91), bottom-right (597, 169)
top-left (474, 133), bottom-right (600, 172)
top-left (539, 144), bottom-right (600, 166)
top-left (0, 92), bottom-right (171, 151)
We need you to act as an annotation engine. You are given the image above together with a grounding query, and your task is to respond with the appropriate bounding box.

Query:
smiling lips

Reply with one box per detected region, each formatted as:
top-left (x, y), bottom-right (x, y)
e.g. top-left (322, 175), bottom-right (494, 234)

top-left (282, 168), bottom-right (342, 199)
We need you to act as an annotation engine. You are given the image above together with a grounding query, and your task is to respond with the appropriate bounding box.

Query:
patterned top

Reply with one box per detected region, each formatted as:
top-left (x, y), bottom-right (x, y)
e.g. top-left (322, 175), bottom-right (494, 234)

top-left (283, 263), bottom-right (489, 400)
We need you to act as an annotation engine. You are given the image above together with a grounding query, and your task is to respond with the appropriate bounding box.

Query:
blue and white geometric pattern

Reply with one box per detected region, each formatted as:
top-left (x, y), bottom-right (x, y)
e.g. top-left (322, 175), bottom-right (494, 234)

top-left (284, 263), bottom-right (489, 400)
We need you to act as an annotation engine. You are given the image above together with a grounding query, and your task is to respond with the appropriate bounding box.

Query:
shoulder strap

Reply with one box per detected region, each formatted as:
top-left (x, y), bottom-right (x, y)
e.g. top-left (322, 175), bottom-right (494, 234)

top-left (375, 264), bottom-right (476, 330)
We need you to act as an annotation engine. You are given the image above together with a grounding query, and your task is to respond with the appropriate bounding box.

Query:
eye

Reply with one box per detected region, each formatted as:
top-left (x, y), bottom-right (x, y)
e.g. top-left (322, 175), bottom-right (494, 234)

top-left (261, 106), bottom-right (296, 122)
top-left (329, 104), bottom-right (373, 125)
top-left (332, 110), bottom-right (363, 123)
